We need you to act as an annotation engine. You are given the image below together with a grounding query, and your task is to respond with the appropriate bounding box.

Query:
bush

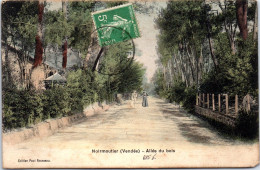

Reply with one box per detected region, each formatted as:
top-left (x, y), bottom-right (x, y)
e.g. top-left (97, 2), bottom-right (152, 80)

top-left (182, 86), bottom-right (196, 113)
top-left (3, 89), bottom-right (21, 130)
top-left (3, 89), bottom-right (43, 130)
top-left (3, 69), bottom-right (104, 131)
top-left (164, 82), bottom-right (186, 103)
top-left (66, 69), bottom-right (95, 111)
top-left (3, 104), bottom-right (17, 130)
top-left (25, 90), bottom-right (44, 125)
top-left (163, 82), bottom-right (196, 112)
top-left (3, 86), bottom-right (72, 130)
top-left (42, 86), bottom-right (71, 119)
top-left (235, 110), bottom-right (259, 139)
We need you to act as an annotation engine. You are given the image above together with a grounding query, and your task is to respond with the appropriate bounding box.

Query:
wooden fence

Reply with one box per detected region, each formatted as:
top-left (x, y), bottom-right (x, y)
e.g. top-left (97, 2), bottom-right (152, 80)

top-left (196, 93), bottom-right (254, 117)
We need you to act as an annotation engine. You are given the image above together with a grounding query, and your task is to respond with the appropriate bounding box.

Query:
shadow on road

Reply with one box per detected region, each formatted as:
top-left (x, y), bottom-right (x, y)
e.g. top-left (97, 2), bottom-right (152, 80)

top-left (179, 123), bottom-right (212, 144)
top-left (158, 101), bottom-right (237, 145)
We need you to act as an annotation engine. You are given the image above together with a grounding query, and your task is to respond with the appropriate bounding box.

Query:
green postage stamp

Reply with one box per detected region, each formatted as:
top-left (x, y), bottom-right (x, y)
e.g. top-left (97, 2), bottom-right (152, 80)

top-left (92, 3), bottom-right (141, 46)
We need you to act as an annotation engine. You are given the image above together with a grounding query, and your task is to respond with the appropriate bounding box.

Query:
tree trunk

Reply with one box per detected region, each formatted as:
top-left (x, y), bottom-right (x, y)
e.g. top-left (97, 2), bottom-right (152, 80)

top-left (176, 52), bottom-right (189, 87)
top-left (219, 2), bottom-right (237, 54)
top-left (172, 55), bottom-right (182, 81)
top-left (92, 47), bottom-right (104, 72)
top-left (185, 45), bottom-right (195, 84)
top-left (168, 60), bottom-right (173, 86)
top-left (84, 25), bottom-right (100, 69)
top-left (204, 0), bottom-right (218, 67)
top-left (236, 0), bottom-right (248, 40)
top-left (223, 20), bottom-right (236, 55)
top-left (198, 45), bottom-right (203, 86)
top-left (62, 1), bottom-right (68, 69)
top-left (62, 41), bottom-right (67, 68)
top-left (163, 66), bottom-right (166, 89)
top-left (206, 26), bottom-right (218, 67)
top-left (33, 1), bottom-right (44, 68)
top-left (4, 39), bottom-right (13, 87)
top-left (170, 57), bottom-right (177, 82)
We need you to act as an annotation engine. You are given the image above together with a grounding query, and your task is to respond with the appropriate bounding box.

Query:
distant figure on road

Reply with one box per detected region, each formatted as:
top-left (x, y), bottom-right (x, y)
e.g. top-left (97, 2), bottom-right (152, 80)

top-left (131, 90), bottom-right (138, 108)
top-left (116, 94), bottom-right (123, 105)
top-left (142, 91), bottom-right (149, 107)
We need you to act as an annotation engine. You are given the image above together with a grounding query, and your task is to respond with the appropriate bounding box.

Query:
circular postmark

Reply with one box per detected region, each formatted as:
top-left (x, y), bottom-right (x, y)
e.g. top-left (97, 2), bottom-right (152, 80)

top-left (90, 25), bottom-right (135, 76)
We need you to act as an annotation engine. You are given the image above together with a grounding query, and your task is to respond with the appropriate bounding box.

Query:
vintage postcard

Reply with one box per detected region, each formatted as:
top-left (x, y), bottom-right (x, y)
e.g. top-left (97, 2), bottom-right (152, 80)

top-left (1, 0), bottom-right (259, 168)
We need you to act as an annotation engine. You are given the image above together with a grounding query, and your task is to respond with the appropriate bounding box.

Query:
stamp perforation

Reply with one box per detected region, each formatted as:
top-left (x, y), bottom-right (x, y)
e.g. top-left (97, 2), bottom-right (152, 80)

top-left (91, 3), bottom-right (133, 15)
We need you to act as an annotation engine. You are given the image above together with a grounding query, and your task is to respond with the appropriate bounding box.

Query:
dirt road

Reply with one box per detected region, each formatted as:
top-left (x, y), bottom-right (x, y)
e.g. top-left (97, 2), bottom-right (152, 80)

top-left (3, 97), bottom-right (259, 168)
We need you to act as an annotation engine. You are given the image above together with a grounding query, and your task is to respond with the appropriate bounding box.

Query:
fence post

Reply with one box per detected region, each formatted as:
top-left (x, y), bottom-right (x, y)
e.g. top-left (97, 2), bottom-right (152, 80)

top-left (196, 94), bottom-right (198, 105)
top-left (199, 94), bottom-right (201, 106)
top-left (207, 94), bottom-right (210, 108)
top-left (225, 94), bottom-right (229, 114)
top-left (218, 94), bottom-right (221, 112)
top-left (235, 94), bottom-right (238, 115)
top-left (203, 93), bottom-right (205, 107)
top-left (212, 94), bottom-right (215, 111)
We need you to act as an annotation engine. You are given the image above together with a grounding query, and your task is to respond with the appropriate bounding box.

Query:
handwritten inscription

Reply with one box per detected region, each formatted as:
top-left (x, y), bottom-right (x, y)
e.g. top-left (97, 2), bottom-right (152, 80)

top-left (143, 153), bottom-right (157, 160)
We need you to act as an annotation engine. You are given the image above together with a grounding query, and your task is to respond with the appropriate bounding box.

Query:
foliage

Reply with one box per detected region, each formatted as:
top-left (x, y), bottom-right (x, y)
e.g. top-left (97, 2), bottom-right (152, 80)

top-left (153, 71), bottom-right (166, 97)
top-left (42, 86), bottom-right (71, 119)
top-left (97, 40), bottom-right (145, 94)
top-left (3, 87), bottom-right (71, 130)
top-left (200, 32), bottom-right (258, 97)
top-left (3, 89), bottom-right (43, 130)
top-left (235, 110), bottom-right (259, 139)
top-left (154, 0), bottom-right (258, 102)
top-left (2, 1), bottom-right (38, 51)
top-left (156, 1), bottom-right (208, 55)
top-left (106, 1), bottom-right (126, 8)
top-left (67, 2), bottom-right (94, 57)
top-left (44, 10), bottom-right (73, 46)
top-left (98, 41), bottom-right (133, 74)
top-left (66, 69), bottom-right (96, 111)
top-left (1, 2), bottom-right (38, 87)
top-left (182, 86), bottom-right (197, 113)
top-left (118, 62), bottom-right (145, 93)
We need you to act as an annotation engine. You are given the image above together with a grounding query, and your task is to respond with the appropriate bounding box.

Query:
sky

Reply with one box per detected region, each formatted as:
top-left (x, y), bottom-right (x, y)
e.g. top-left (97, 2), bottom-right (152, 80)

top-left (134, 3), bottom-right (166, 82)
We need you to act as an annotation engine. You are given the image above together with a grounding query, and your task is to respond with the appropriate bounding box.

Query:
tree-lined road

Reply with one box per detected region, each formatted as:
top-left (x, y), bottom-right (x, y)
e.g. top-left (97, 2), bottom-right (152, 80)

top-left (3, 97), bottom-right (259, 168)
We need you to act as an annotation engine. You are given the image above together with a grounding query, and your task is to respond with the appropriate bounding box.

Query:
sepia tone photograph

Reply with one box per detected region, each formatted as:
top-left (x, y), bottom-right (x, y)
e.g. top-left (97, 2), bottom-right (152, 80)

top-left (1, 0), bottom-right (259, 168)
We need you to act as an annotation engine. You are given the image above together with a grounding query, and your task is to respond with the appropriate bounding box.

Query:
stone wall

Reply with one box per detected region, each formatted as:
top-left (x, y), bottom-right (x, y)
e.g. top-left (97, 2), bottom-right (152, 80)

top-left (3, 102), bottom-right (110, 145)
top-left (194, 106), bottom-right (237, 128)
